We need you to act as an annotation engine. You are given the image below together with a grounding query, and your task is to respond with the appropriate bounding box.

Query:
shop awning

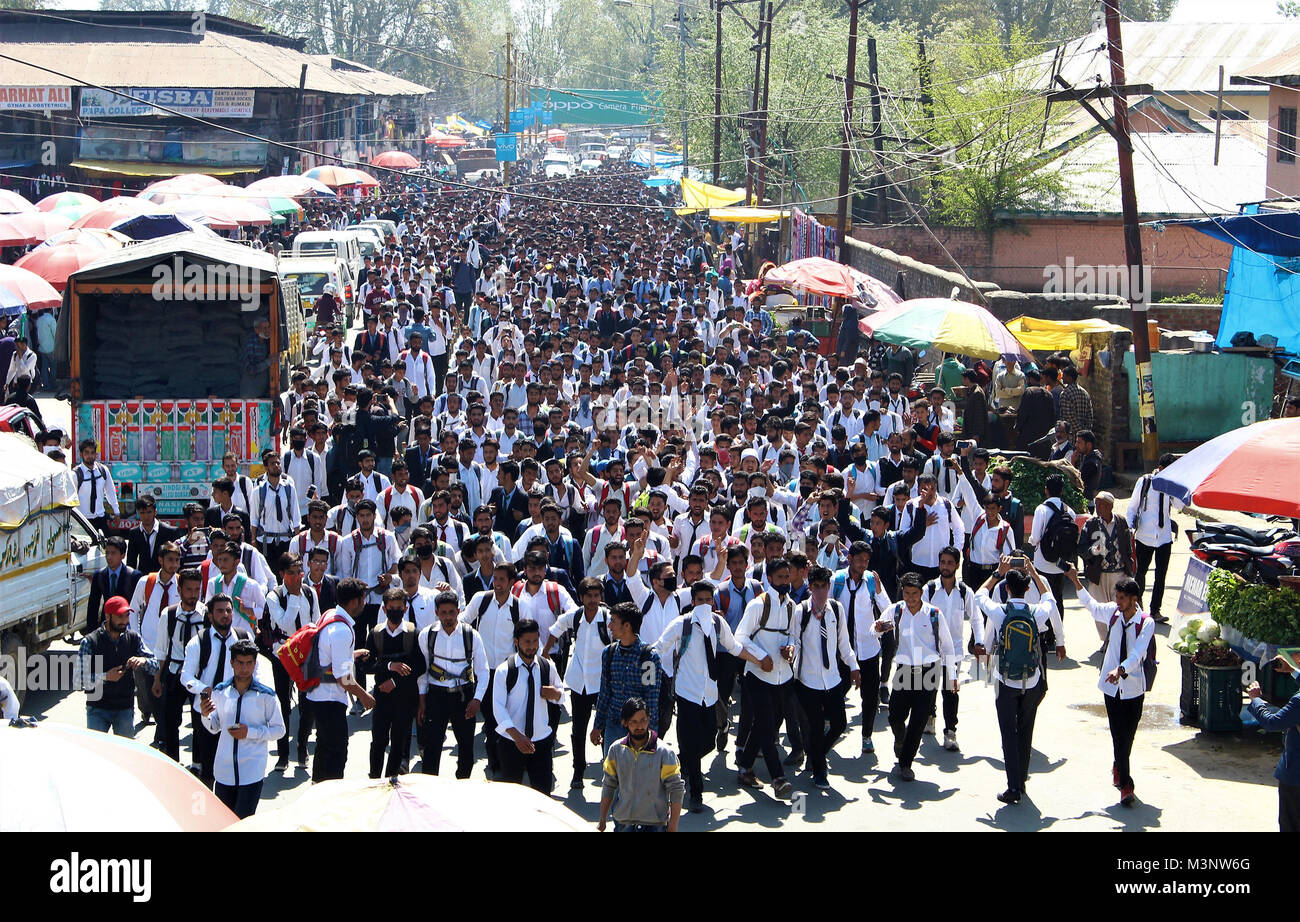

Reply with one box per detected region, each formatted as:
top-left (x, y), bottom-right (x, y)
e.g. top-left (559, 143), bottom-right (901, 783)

top-left (1153, 211), bottom-right (1300, 257)
top-left (708, 206), bottom-right (787, 223)
top-left (0, 159), bottom-right (38, 170)
top-left (675, 177), bottom-right (744, 214)
top-left (70, 160), bottom-right (264, 177)
top-left (1005, 316), bottom-right (1131, 351)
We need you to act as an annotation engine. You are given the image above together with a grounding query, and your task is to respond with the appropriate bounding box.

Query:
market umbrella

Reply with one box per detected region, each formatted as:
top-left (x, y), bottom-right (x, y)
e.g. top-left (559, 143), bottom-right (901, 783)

top-left (182, 195), bottom-right (274, 226)
top-left (15, 243), bottom-right (107, 291)
top-left (0, 264), bottom-right (62, 312)
top-left (304, 165), bottom-right (378, 188)
top-left (111, 212), bottom-right (217, 241)
top-left (72, 197), bottom-right (161, 230)
top-left (0, 211), bottom-right (73, 246)
top-left (35, 191), bottom-right (99, 219)
top-left (228, 774), bottom-right (589, 832)
top-left (0, 723), bottom-right (237, 831)
top-left (245, 175), bottom-right (336, 198)
top-left (0, 189), bottom-right (35, 214)
top-left (424, 129), bottom-right (467, 148)
top-left (545, 128), bottom-right (567, 144)
top-left (371, 150), bottom-right (419, 169)
top-left (141, 173), bottom-right (222, 195)
top-left (1151, 418), bottom-right (1300, 519)
top-left (859, 296), bottom-right (1033, 361)
top-left (35, 227), bottom-right (130, 251)
top-left (765, 256), bottom-right (903, 307)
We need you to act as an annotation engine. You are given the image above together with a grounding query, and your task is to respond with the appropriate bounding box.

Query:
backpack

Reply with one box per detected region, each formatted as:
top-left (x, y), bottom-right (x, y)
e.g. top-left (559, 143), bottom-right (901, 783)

top-left (469, 591), bottom-right (520, 629)
top-left (350, 530), bottom-right (389, 577)
top-left (512, 580), bottom-right (560, 617)
top-left (283, 450), bottom-right (317, 487)
top-left (426, 621), bottom-right (475, 686)
top-left (1039, 500), bottom-right (1079, 566)
top-left (198, 623), bottom-right (255, 679)
top-left (994, 600), bottom-right (1041, 682)
top-left (504, 653), bottom-right (562, 728)
top-left (569, 608), bottom-right (611, 647)
top-left (1108, 611), bottom-right (1158, 690)
top-left (267, 585), bottom-right (318, 641)
top-left (278, 612), bottom-right (347, 692)
top-left (971, 515), bottom-right (1010, 554)
top-left (163, 604), bottom-right (207, 670)
top-left (674, 611), bottom-right (724, 674)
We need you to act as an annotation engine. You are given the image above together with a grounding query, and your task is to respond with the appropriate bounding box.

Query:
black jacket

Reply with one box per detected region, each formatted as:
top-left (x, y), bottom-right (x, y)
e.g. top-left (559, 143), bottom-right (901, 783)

top-left (125, 523), bottom-right (184, 574)
top-left (85, 565), bottom-right (142, 635)
top-left (404, 446), bottom-right (436, 493)
top-left (205, 505), bottom-right (252, 539)
top-left (306, 574), bottom-right (338, 613)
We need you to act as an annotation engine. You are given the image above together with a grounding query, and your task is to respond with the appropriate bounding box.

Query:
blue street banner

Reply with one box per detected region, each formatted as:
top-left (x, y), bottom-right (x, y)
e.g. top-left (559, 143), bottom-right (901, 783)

top-left (494, 133), bottom-right (517, 162)
top-left (530, 88), bottom-right (651, 127)
top-left (541, 110), bottom-right (553, 125)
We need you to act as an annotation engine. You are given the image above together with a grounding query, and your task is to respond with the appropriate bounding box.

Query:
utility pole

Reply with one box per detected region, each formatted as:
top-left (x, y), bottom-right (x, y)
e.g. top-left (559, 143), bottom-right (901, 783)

top-left (714, 0), bottom-right (723, 184)
top-left (679, 0), bottom-right (689, 168)
top-left (834, 0), bottom-right (859, 266)
top-left (754, 4), bottom-right (773, 202)
top-left (1104, 0), bottom-right (1159, 471)
top-left (867, 36), bottom-right (884, 223)
top-left (504, 32), bottom-right (513, 186)
top-left (745, 0), bottom-right (766, 202)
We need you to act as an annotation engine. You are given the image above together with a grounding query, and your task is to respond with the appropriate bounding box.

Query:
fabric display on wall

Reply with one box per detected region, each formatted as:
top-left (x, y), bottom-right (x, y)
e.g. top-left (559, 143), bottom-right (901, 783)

top-left (790, 207), bottom-right (839, 310)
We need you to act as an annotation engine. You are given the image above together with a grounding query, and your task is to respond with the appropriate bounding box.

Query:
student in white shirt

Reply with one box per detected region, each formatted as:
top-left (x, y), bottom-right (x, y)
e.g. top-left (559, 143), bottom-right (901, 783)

top-left (920, 546), bottom-right (982, 751)
top-left (1027, 472), bottom-right (1078, 630)
top-left (1125, 453), bottom-right (1182, 623)
top-left (734, 558), bottom-right (798, 799)
top-left (544, 578), bottom-right (616, 790)
top-left (265, 553), bottom-right (320, 768)
top-left (199, 638), bottom-right (284, 819)
top-left (1065, 564), bottom-right (1153, 808)
top-left (75, 438), bottom-right (120, 531)
top-left (492, 618), bottom-right (566, 793)
top-left (974, 557), bottom-right (1064, 805)
top-left (306, 577), bottom-right (376, 782)
top-left (653, 579), bottom-right (748, 811)
top-left (417, 588), bottom-right (489, 778)
top-left (791, 567), bottom-right (859, 790)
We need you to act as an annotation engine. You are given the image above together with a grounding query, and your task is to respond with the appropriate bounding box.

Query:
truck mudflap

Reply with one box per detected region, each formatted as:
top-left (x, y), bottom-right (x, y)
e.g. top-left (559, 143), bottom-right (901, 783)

top-left (74, 398), bottom-right (276, 518)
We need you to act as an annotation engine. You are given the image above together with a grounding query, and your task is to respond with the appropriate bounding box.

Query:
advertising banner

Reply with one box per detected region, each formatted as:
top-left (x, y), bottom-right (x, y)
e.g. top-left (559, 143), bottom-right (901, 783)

top-left (79, 87), bottom-right (255, 118)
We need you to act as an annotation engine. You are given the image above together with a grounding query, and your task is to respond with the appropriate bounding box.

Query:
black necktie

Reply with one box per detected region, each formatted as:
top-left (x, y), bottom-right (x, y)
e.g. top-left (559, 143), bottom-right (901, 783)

top-left (87, 466), bottom-right (99, 515)
top-left (213, 633), bottom-right (228, 685)
top-left (703, 623), bottom-right (718, 680)
top-left (108, 569), bottom-right (118, 597)
top-left (819, 610), bottom-right (831, 669)
top-left (846, 584), bottom-right (859, 639)
top-left (274, 488), bottom-right (283, 523)
top-left (524, 662), bottom-right (535, 737)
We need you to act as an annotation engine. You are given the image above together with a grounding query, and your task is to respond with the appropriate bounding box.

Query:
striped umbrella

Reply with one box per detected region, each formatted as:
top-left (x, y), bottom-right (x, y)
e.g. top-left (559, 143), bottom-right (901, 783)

top-left (228, 774), bottom-right (589, 832)
top-left (0, 723), bottom-right (237, 831)
top-left (0, 264), bottom-right (62, 312)
top-left (304, 165), bottom-right (378, 188)
top-left (859, 296), bottom-right (1033, 361)
top-left (0, 211), bottom-right (73, 245)
top-left (35, 228), bottom-right (130, 251)
top-left (1152, 418), bottom-right (1300, 518)
top-left (764, 256), bottom-right (902, 306)
top-left (36, 191), bottom-right (100, 219)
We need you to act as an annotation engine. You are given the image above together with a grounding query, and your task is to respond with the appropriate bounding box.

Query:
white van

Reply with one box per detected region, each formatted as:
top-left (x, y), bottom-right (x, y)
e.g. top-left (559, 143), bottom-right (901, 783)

top-left (542, 150), bottom-right (575, 180)
top-left (344, 226), bottom-right (383, 259)
top-left (292, 231), bottom-right (363, 279)
top-left (277, 254), bottom-right (355, 330)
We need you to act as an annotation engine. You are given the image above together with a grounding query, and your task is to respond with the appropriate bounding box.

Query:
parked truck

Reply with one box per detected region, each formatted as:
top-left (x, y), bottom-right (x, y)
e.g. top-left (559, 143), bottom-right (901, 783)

top-left (57, 233), bottom-right (304, 522)
top-left (0, 432), bottom-right (104, 694)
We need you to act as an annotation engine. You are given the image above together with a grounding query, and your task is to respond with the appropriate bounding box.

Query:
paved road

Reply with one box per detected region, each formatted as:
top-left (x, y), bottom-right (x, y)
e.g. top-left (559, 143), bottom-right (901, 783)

top-left (20, 412), bottom-right (1283, 830)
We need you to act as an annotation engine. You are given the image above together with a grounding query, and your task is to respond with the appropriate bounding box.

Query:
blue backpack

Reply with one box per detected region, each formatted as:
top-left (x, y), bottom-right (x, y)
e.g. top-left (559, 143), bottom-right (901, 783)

top-left (995, 600), bottom-right (1041, 682)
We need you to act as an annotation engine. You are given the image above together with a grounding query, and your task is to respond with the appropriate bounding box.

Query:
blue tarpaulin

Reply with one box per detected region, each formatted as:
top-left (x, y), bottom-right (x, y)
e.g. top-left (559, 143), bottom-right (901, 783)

top-left (1211, 206), bottom-right (1300, 353)
top-left (1158, 210), bottom-right (1300, 257)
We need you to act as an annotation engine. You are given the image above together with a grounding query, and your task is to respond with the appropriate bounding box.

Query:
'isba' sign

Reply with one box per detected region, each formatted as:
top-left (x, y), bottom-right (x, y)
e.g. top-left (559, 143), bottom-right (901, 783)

top-left (79, 87), bottom-right (254, 118)
top-left (0, 85), bottom-right (73, 111)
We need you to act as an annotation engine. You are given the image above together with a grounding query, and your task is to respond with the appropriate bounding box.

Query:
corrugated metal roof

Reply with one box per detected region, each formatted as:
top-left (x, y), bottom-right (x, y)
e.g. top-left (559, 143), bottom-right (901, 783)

top-left (1232, 46), bottom-right (1300, 83)
top-left (1014, 132), bottom-right (1265, 218)
top-left (70, 232), bottom-right (281, 280)
top-left (1028, 22), bottom-right (1300, 95)
top-left (0, 18), bottom-right (431, 97)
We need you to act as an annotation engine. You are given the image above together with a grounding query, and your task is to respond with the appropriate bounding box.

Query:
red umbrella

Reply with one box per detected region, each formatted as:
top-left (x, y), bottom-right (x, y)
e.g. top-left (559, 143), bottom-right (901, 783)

top-left (15, 243), bottom-right (105, 291)
top-left (0, 189), bottom-right (35, 214)
top-left (0, 264), bottom-right (62, 310)
top-left (371, 151), bottom-right (419, 169)
top-left (425, 129), bottom-right (468, 148)
top-left (0, 211), bottom-right (73, 246)
top-left (73, 197), bottom-right (160, 230)
top-left (764, 256), bottom-right (902, 305)
top-left (1152, 418), bottom-right (1300, 518)
top-left (35, 191), bottom-right (99, 214)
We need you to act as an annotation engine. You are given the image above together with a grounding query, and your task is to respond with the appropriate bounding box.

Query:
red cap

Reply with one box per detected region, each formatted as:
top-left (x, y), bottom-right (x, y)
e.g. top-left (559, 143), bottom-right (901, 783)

top-left (104, 596), bottom-right (131, 618)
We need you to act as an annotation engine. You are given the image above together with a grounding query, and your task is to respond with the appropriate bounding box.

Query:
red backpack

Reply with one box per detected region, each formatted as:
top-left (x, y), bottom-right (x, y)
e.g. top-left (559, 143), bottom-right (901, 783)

top-left (278, 612), bottom-right (346, 692)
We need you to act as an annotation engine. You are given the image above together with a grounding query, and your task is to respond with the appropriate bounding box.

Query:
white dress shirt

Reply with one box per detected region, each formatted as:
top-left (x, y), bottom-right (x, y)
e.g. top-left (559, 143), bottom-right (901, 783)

top-left (1079, 588), bottom-right (1156, 699)
top-left (1029, 497), bottom-right (1078, 575)
top-left (736, 592), bottom-right (797, 686)
top-left (790, 599), bottom-right (856, 690)
top-left (416, 621), bottom-right (489, 700)
top-left (967, 513), bottom-right (1016, 566)
top-left (1126, 474), bottom-right (1181, 547)
top-left (462, 589), bottom-right (522, 668)
top-left (282, 450), bottom-right (324, 513)
top-left (204, 570), bottom-right (266, 635)
top-left (922, 578), bottom-right (984, 653)
top-left (304, 607), bottom-right (357, 704)
top-left (266, 585), bottom-right (321, 653)
top-left (250, 476), bottom-right (300, 538)
top-left (654, 606), bottom-right (743, 706)
top-left (511, 580), bottom-right (575, 646)
top-left (879, 600), bottom-right (958, 672)
top-left (492, 654), bottom-right (567, 742)
top-left (832, 570), bottom-right (894, 661)
top-left (153, 603), bottom-right (207, 676)
top-left (550, 605), bottom-right (613, 695)
top-left (335, 527), bottom-right (399, 607)
top-left (200, 677), bottom-right (285, 788)
top-left (900, 495), bottom-right (966, 569)
top-left (180, 625), bottom-right (264, 710)
top-left (128, 572), bottom-right (178, 652)
top-left (75, 461), bottom-right (119, 518)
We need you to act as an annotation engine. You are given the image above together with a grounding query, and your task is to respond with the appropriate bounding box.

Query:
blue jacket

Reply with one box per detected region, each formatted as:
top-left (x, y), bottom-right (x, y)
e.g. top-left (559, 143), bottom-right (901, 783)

top-left (1249, 681), bottom-right (1300, 785)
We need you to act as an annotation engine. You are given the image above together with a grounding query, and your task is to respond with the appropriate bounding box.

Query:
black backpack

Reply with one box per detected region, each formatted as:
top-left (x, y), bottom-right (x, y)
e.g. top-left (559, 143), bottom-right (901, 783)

top-left (1039, 500), bottom-right (1079, 566)
top-left (505, 654), bottom-right (562, 729)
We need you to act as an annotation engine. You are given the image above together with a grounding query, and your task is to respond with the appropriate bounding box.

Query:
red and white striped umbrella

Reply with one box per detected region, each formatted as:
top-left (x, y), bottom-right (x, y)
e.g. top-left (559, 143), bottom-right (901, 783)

top-left (0, 723), bottom-right (237, 831)
top-left (1152, 418), bottom-right (1300, 518)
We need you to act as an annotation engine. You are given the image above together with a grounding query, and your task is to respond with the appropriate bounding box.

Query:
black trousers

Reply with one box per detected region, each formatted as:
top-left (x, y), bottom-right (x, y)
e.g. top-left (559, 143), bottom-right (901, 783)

top-left (855, 655), bottom-right (882, 739)
top-left (192, 711), bottom-right (220, 788)
top-left (964, 562), bottom-right (997, 593)
top-left (481, 671), bottom-right (501, 772)
top-left (675, 697), bottom-right (718, 799)
top-left (994, 680), bottom-right (1043, 792)
top-left (1280, 783), bottom-right (1300, 833)
top-left (1134, 541), bottom-right (1172, 617)
top-left (369, 689), bottom-right (415, 778)
top-left (214, 780), bottom-right (264, 819)
top-left (312, 699), bottom-right (349, 782)
top-left (714, 651), bottom-right (741, 740)
top-left (657, 675), bottom-right (675, 738)
top-left (888, 664), bottom-right (940, 767)
top-left (1104, 693), bottom-right (1144, 789)
top-left (569, 691), bottom-right (598, 780)
top-left (795, 683), bottom-right (847, 779)
top-left (431, 352), bottom-right (449, 396)
top-left (910, 564), bottom-right (941, 584)
top-left (154, 672), bottom-right (189, 762)
top-left (354, 606), bottom-right (378, 690)
top-left (295, 698), bottom-right (315, 763)
top-left (737, 673), bottom-right (789, 781)
top-left (930, 665), bottom-right (961, 733)
top-left (422, 687), bottom-right (477, 778)
top-left (260, 539), bottom-right (290, 567)
top-left (269, 654), bottom-right (295, 762)
top-left (779, 680), bottom-right (806, 754)
top-left (497, 731), bottom-right (555, 793)
top-left (878, 629), bottom-right (898, 686)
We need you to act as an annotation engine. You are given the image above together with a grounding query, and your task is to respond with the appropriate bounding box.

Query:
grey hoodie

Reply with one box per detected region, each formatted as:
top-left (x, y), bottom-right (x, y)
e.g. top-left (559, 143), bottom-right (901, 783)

top-left (602, 732), bottom-right (685, 826)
